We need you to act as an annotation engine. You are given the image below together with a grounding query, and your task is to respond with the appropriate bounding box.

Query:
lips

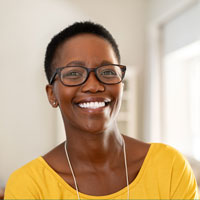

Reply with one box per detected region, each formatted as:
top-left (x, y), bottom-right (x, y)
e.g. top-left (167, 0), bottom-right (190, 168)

top-left (74, 97), bottom-right (111, 110)
top-left (79, 102), bottom-right (105, 109)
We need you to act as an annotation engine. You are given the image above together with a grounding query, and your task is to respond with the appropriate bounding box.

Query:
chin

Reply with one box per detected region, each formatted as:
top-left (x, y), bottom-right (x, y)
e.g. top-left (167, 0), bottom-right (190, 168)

top-left (82, 124), bottom-right (106, 135)
top-left (81, 119), bottom-right (116, 135)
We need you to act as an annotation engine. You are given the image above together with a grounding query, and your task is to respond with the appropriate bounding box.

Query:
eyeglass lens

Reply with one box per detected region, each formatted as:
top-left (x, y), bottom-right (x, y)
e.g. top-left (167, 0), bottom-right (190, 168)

top-left (60, 65), bottom-right (124, 86)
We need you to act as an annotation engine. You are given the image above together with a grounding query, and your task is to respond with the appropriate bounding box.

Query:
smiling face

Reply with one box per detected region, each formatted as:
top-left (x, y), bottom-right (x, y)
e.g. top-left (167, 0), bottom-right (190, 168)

top-left (46, 34), bottom-right (124, 134)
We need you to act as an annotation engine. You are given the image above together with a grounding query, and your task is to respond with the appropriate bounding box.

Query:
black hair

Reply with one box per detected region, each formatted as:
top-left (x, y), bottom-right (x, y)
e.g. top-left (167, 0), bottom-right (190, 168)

top-left (44, 21), bottom-right (121, 83)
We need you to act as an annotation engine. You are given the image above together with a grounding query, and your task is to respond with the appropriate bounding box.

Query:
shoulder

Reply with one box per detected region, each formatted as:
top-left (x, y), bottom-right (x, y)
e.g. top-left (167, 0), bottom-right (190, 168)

top-left (4, 157), bottom-right (46, 199)
top-left (124, 137), bottom-right (184, 170)
top-left (149, 143), bottom-right (192, 169)
top-left (147, 143), bottom-right (199, 199)
top-left (144, 143), bottom-right (191, 172)
top-left (150, 143), bottom-right (184, 160)
top-left (7, 157), bottom-right (46, 180)
top-left (123, 137), bottom-right (190, 168)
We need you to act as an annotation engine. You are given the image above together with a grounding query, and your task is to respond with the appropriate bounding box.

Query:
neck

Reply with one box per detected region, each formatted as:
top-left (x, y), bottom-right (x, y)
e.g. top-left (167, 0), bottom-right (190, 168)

top-left (65, 123), bottom-right (123, 167)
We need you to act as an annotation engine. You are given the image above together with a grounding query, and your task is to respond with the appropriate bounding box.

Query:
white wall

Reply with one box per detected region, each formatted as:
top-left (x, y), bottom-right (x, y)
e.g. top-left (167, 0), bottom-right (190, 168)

top-left (69, 0), bottom-right (147, 67)
top-left (147, 0), bottom-right (194, 23)
top-left (163, 0), bottom-right (200, 55)
top-left (0, 0), bottom-right (147, 186)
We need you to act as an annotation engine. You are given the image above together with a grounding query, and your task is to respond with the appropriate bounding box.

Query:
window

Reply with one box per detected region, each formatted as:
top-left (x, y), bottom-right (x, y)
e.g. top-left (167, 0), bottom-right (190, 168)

top-left (163, 41), bottom-right (200, 160)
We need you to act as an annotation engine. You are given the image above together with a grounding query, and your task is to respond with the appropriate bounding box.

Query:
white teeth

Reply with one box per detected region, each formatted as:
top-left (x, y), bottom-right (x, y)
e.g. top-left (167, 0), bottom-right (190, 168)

top-left (78, 102), bottom-right (106, 109)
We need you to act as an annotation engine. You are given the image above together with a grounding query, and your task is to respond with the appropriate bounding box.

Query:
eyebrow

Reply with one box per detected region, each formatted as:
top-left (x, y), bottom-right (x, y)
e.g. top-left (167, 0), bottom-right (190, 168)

top-left (66, 61), bottom-right (85, 66)
top-left (100, 60), bottom-right (113, 65)
top-left (66, 60), bottom-right (114, 67)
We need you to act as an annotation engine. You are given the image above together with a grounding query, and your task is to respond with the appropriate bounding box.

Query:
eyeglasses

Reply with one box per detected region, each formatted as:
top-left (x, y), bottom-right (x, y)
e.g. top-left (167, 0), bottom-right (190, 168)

top-left (49, 64), bottom-right (126, 86)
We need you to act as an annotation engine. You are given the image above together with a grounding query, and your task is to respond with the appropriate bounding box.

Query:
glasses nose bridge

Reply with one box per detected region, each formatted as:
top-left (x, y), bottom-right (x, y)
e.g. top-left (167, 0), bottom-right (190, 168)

top-left (87, 67), bottom-right (96, 73)
top-left (86, 68), bottom-right (98, 79)
top-left (81, 67), bottom-right (104, 92)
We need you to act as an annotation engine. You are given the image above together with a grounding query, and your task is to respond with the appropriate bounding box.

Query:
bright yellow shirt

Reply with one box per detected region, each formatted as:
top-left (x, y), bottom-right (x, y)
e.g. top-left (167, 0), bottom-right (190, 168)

top-left (4, 143), bottom-right (199, 199)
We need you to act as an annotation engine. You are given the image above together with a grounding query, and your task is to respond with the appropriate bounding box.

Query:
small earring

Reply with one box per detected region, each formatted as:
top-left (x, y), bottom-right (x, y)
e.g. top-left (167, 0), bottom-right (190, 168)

top-left (53, 102), bottom-right (57, 106)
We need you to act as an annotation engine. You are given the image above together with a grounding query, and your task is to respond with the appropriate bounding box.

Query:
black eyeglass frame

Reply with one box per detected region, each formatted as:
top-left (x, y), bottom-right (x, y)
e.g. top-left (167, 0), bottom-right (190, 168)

top-left (49, 64), bottom-right (126, 87)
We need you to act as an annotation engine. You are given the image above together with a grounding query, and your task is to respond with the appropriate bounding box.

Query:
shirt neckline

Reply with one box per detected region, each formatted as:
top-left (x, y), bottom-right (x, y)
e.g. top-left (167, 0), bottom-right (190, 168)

top-left (38, 143), bottom-right (155, 199)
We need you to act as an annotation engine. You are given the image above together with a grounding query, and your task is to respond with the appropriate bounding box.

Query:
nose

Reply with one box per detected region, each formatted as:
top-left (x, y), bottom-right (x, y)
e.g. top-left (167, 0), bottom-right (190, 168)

top-left (81, 72), bottom-right (105, 93)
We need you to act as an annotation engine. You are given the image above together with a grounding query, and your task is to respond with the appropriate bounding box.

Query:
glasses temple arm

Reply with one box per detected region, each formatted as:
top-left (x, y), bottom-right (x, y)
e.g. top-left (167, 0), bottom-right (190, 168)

top-left (49, 72), bottom-right (57, 85)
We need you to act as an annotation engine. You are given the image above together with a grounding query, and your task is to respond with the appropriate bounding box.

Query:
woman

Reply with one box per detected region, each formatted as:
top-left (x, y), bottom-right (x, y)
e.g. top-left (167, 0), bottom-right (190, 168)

top-left (4, 21), bottom-right (199, 199)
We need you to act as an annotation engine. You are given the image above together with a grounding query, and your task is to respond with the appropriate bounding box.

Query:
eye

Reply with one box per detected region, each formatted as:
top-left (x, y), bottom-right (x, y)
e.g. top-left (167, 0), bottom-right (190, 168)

top-left (100, 69), bottom-right (117, 77)
top-left (62, 70), bottom-right (83, 79)
top-left (67, 71), bottom-right (81, 76)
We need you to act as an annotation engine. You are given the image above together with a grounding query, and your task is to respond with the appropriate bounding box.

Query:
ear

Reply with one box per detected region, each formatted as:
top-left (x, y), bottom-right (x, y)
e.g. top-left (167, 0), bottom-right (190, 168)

top-left (46, 84), bottom-right (58, 108)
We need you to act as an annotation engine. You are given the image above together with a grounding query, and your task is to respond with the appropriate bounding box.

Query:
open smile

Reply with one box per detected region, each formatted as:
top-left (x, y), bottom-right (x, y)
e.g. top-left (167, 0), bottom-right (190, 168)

top-left (78, 101), bottom-right (108, 109)
top-left (75, 97), bottom-right (111, 110)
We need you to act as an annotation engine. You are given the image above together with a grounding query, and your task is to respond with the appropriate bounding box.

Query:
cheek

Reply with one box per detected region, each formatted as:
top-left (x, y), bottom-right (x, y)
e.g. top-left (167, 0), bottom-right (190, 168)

top-left (55, 86), bottom-right (78, 126)
top-left (53, 83), bottom-right (77, 107)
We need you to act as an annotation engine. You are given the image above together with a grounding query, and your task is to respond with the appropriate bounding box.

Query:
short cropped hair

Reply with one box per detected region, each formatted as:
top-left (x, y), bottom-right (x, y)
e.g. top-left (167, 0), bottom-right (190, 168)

top-left (44, 21), bottom-right (121, 83)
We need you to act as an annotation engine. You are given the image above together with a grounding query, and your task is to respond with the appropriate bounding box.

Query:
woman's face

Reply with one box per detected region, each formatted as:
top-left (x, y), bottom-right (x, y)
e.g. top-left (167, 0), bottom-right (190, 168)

top-left (47, 34), bottom-right (123, 134)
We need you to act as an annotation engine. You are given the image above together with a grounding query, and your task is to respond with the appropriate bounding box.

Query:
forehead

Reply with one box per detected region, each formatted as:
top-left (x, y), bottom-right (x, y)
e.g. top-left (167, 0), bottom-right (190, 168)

top-left (52, 34), bottom-right (118, 68)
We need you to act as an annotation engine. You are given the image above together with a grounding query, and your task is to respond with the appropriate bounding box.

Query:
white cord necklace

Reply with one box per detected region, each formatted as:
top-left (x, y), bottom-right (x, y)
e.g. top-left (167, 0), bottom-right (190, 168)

top-left (64, 138), bottom-right (129, 200)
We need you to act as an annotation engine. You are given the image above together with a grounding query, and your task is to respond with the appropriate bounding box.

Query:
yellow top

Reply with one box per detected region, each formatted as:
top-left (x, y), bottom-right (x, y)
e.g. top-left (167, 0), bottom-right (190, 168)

top-left (4, 143), bottom-right (199, 199)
